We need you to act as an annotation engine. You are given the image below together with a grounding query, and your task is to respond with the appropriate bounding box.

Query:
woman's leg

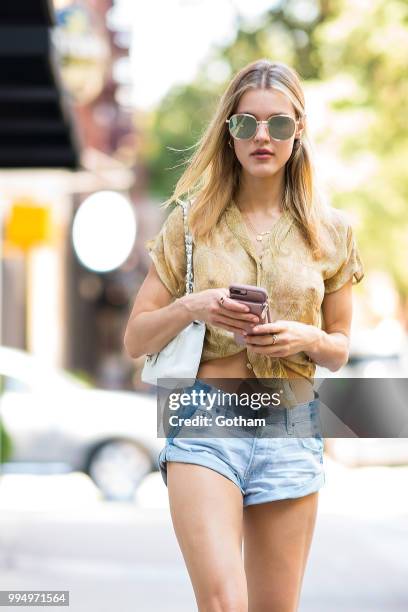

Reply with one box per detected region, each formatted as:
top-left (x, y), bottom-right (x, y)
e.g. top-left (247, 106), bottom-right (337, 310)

top-left (243, 491), bottom-right (319, 612)
top-left (167, 461), bottom-right (248, 612)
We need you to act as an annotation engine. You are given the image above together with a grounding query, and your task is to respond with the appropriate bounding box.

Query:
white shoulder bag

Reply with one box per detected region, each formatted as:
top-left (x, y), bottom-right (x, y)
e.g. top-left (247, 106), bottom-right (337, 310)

top-left (141, 199), bottom-right (206, 389)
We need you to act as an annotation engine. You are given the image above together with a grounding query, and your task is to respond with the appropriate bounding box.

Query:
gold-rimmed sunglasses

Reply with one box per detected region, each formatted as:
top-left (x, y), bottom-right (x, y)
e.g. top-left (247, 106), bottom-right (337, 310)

top-left (226, 113), bottom-right (303, 141)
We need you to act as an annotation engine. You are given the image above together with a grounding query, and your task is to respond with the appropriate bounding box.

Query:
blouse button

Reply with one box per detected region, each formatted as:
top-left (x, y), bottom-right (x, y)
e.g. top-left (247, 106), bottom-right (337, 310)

top-left (246, 362), bottom-right (253, 370)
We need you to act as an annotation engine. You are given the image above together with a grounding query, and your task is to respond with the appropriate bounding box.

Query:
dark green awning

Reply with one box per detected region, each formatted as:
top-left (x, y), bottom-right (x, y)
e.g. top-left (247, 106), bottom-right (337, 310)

top-left (0, 0), bottom-right (80, 168)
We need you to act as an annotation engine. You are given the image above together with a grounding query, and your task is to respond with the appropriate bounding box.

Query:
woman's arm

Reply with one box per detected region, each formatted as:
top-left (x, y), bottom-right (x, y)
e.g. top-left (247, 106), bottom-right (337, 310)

top-left (123, 264), bottom-right (194, 359)
top-left (304, 278), bottom-right (353, 371)
top-left (124, 262), bottom-right (260, 359)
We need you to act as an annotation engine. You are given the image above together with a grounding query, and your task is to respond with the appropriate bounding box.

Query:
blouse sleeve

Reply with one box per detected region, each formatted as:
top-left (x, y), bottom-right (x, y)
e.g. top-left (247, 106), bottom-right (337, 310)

top-left (144, 203), bottom-right (187, 298)
top-left (324, 221), bottom-right (365, 294)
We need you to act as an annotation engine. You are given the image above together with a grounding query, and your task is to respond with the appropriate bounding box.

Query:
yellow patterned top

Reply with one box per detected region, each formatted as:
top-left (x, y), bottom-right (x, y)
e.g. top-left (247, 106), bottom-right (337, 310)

top-left (145, 199), bottom-right (364, 385)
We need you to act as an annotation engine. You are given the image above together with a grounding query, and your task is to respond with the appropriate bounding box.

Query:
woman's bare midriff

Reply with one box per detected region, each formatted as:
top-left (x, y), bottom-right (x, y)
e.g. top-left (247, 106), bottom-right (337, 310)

top-left (197, 350), bottom-right (252, 381)
top-left (196, 350), bottom-right (315, 403)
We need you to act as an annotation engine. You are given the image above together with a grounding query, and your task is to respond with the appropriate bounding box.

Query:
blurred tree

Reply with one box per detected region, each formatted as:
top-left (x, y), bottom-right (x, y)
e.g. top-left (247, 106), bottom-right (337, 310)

top-left (141, 83), bottom-right (216, 199)
top-left (315, 0), bottom-right (408, 296)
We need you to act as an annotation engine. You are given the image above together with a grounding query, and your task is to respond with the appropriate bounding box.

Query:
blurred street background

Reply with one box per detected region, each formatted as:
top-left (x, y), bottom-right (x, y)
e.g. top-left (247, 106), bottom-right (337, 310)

top-left (1, 0), bottom-right (408, 610)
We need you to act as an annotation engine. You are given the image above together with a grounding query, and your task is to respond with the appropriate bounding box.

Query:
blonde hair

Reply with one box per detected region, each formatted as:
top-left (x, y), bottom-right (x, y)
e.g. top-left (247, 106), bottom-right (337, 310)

top-left (160, 58), bottom-right (332, 259)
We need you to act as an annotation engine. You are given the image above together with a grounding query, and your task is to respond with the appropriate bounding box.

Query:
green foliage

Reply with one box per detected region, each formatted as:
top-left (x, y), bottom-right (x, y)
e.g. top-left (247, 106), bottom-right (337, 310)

top-left (66, 369), bottom-right (95, 388)
top-left (0, 376), bottom-right (12, 463)
top-left (315, 0), bottom-right (408, 295)
top-left (143, 84), bottom-right (215, 198)
top-left (0, 421), bottom-right (13, 463)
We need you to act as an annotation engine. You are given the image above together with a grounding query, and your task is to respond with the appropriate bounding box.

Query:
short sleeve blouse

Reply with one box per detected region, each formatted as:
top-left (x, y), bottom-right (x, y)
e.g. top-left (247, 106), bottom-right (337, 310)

top-left (144, 200), bottom-right (365, 384)
top-left (144, 204), bottom-right (187, 299)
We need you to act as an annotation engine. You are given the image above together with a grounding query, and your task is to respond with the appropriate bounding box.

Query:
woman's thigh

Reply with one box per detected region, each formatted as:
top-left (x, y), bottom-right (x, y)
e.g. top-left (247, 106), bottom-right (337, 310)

top-left (167, 461), bottom-right (248, 611)
top-left (243, 491), bottom-right (319, 612)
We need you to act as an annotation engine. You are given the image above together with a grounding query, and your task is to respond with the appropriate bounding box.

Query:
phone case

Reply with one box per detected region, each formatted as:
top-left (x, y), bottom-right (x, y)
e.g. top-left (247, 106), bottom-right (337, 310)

top-left (229, 284), bottom-right (271, 345)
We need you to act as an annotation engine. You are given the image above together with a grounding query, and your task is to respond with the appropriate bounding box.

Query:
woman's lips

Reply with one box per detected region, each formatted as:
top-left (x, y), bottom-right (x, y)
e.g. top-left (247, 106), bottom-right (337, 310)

top-left (252, 152), bottom-right (274, 159)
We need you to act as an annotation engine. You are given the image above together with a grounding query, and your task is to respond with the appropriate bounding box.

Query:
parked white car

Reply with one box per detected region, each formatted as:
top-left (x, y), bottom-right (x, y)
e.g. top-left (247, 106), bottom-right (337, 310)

top-left (0, 346), bottom-right (163, 501)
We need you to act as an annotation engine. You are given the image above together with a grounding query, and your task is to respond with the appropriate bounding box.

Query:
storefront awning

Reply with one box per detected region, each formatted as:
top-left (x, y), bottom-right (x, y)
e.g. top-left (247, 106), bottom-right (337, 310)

top-left (0, 0), bottom-right (80, 168)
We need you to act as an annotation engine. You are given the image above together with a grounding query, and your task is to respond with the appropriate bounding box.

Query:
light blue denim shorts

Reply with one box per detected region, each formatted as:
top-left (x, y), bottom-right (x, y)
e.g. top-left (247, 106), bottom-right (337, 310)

top-left (158, 379), bottom-right (326, 506)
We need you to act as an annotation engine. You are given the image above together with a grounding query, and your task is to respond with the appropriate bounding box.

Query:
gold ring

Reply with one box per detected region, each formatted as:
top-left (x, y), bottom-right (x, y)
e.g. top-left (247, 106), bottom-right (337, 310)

top-left (272, 333), bottom-right (278, 345)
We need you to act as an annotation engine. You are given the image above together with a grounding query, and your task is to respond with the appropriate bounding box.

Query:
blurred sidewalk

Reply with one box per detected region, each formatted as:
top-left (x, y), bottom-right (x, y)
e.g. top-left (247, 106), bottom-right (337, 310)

top-left (0, 456), bottom-right (408, 611)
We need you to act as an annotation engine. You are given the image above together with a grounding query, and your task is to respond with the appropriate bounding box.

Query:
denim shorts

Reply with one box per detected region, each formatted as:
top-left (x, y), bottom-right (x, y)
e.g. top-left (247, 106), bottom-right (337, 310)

top-left (158, 379), bottom-right (326, 506)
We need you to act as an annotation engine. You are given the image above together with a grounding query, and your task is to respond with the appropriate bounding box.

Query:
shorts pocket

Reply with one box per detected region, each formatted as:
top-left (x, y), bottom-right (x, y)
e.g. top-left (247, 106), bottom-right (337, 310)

top-left (299, 436), bottom-right (324, 452)
top-left (293, 411), bottom-right (322, 438)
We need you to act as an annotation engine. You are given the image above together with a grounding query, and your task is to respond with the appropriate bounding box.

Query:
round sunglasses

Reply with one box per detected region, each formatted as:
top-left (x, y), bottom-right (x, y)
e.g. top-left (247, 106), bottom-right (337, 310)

top-left (226, 113), bottom-right (300, 141)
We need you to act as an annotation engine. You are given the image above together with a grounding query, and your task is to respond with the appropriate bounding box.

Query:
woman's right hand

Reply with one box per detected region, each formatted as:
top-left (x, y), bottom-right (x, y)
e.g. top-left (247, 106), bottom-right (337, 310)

top-left (180, 289), bottom-right (260, 334)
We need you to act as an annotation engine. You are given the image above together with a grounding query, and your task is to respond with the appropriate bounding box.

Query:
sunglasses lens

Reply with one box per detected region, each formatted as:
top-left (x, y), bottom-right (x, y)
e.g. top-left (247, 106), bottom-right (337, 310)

top-left (268, 116), bottom-right (296, 140)
top-left (228, 114), bottom-right (257, 139)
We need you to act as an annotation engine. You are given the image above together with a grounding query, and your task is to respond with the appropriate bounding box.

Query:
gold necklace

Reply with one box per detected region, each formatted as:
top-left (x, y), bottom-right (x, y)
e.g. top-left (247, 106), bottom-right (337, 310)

top-left (242, 210), bottom-right (283, 242)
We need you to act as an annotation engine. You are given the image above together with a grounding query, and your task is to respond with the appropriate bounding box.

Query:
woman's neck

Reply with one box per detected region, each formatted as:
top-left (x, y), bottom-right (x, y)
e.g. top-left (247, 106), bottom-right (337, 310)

top-left (235, 171), bottom-right (285, 214)
top-left (235, 193), bottom-right (284, 216)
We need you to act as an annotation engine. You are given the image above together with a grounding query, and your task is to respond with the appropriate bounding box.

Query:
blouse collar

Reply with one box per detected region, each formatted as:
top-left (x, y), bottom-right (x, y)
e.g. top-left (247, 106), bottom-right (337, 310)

top-left (224, 199), bottom-right (293, 263)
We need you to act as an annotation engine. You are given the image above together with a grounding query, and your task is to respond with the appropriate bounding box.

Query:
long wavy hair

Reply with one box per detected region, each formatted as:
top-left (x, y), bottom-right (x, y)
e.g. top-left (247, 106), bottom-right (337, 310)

top-left (160, 58), bottom-right (333, 259)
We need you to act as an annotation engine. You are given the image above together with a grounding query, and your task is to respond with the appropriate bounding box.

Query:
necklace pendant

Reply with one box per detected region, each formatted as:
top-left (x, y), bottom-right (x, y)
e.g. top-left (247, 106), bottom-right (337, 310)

top-left (256, 235), bottom-right (263, 241)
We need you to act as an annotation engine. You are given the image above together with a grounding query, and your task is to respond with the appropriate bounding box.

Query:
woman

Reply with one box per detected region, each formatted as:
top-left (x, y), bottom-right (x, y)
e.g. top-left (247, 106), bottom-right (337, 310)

top-left (124, 59), bottom-right (364, 612)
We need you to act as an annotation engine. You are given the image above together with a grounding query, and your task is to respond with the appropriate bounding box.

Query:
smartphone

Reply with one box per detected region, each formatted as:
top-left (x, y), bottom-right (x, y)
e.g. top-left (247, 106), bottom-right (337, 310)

top-left (229, 284), bottom-right (272, 345)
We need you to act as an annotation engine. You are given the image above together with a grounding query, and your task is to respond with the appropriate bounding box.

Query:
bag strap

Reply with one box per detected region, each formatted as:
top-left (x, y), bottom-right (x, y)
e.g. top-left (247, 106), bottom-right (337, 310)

top-left (176, 198), bottom-right (194, 295)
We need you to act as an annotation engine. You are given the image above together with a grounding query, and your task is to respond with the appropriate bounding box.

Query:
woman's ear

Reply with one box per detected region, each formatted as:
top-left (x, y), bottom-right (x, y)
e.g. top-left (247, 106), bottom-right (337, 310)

top-left (296, 115), bottom-right (305, 139)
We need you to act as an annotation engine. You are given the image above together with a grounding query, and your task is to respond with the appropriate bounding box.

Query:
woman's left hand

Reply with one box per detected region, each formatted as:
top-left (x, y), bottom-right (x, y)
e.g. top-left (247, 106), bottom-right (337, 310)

top-left (244, 320), bottom-right (318, 357)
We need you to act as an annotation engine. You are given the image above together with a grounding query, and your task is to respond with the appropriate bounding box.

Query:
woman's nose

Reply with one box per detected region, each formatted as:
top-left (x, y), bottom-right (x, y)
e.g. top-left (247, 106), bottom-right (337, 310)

top-left (254, 121), bottom-right (270, 141)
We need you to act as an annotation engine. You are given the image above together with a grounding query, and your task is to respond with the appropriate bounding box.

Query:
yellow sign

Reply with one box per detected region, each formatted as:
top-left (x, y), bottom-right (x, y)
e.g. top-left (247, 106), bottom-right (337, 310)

top-left (5, 201), bottom-right (53, 251)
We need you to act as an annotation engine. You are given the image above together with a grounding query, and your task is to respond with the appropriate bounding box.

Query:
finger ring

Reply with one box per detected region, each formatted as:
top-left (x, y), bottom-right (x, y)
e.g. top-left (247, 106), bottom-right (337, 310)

top-left (219, 296), bottom-right (225, 305)
top-left (272, 333), bottom-right (278, 345)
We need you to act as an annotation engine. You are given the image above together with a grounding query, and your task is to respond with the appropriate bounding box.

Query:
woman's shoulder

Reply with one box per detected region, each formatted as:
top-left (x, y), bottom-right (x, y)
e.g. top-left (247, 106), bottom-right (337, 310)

top-left (165, 199), bottom-right (186, 222)
top-left (144, 200), bottom-right (186, 253)
top-left (157, 200), bottom-right (186, 238)
top-left (320, 205), bottom-right (354, 243)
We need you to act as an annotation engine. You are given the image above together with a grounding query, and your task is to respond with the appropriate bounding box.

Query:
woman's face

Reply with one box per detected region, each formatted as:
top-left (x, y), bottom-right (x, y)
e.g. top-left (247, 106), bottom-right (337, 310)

top-left (231, 88), bottom-right (304, 178)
